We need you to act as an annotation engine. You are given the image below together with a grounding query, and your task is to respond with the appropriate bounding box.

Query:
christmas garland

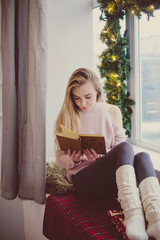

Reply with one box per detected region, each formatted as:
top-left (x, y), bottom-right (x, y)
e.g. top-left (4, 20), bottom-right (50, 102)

top-left (97, 0), bottom-right (160, 137)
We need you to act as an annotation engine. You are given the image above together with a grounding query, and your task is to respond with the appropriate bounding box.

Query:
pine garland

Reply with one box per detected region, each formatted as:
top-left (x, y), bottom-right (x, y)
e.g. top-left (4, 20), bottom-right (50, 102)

top-left (97, 0), bottom-right (160, 137)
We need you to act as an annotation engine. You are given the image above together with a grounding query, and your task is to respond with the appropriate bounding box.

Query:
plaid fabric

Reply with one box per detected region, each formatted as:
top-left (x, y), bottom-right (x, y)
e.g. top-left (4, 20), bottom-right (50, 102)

top-left (108, 210), bottom-right (154, 240)
top-left (43, 193), bottom-right (125, 240)
top-left (108, 210), bottom-right (128, 240)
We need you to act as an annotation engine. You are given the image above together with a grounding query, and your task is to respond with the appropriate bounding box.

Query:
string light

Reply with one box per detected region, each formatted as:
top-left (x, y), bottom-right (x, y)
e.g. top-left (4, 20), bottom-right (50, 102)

top-left (99, 62), bottom-right (103, 68)
top-left (111, 55), bottom-right (117, 61)
top-left (103, 29), bottom-right (108, 34)
top-left (150, 5), bottom-right (154, 10)
top-left (108, 28), bottom-right (118, 42)
top-left (111, 96), bottom-right (116, 100)
top-left (107, 54), bottom-right (117, 62)
top-left (108, 7), bottom-right (113, 13)
top-left (103, 27), bottom-right (118, 43)
top-left (105, 2), bottom-right (116, 14)
top-left (146, 5), bottom-right (155, 13)
top-left (113, 74), bottom-right (118, 78)
top-left (109, 73), bottom-right (119, 80)
top-left (111, 36), bottom-right (117, 42)
top-left (117, 82), bottom-right (121, 87)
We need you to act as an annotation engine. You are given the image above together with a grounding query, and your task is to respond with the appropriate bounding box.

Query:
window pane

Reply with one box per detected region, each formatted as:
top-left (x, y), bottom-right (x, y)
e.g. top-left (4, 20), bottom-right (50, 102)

top-left (139, 11), bottom-right (160, 147)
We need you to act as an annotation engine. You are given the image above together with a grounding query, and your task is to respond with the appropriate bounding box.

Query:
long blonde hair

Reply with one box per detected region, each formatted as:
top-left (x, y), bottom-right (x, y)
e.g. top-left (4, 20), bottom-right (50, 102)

top-left (54, 68), bottom-right (103, 135)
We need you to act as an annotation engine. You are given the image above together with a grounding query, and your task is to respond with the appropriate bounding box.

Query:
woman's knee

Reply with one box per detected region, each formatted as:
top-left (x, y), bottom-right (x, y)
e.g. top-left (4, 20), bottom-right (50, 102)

top-left (118, 142), bottom-right (134, 154)
top-left (116, 142), bottom-right (135, 168)
top-left (134, 152), bottom-right (156, 184)
top-left (134, 152), bottom-right (151, 168)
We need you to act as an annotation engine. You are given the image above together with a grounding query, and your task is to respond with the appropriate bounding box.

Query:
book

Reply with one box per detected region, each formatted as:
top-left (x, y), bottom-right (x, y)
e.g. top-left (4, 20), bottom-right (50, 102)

top-left (56, 125), bottom-right (106, 154)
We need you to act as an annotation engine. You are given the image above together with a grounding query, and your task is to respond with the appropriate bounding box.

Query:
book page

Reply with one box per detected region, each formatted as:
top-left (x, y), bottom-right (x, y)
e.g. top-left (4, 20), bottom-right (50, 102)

top-left (56, 132), bottom-right (79, 140)
top-left (60, 124), bottom-right (79, 138)
top-left (56, 135), bottom-right (82, 152)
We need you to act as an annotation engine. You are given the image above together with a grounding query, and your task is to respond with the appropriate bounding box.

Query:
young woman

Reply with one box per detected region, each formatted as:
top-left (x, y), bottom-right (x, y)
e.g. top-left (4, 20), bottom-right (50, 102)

top-left (54, 68), bottom-right (160, 240)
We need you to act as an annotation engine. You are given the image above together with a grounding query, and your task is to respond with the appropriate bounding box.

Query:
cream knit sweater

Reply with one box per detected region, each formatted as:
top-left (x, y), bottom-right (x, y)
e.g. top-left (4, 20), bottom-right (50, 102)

top-left (56, 102), bottom-right (126, 182)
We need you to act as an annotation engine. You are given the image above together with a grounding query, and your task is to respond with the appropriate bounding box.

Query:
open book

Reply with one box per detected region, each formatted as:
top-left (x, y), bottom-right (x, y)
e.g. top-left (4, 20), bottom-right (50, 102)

top-left (56, 125), bottom-right (106, 154)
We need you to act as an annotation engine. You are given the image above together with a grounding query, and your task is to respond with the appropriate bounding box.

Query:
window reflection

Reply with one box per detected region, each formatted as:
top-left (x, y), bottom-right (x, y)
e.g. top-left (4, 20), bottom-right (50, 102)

top-left (139, 11), bottom-right (160, 147)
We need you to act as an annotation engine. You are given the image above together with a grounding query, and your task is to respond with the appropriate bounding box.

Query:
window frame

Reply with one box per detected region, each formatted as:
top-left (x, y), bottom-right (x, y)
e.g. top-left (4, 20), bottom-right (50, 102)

top-left (127, 15), bottom-right (160, 153)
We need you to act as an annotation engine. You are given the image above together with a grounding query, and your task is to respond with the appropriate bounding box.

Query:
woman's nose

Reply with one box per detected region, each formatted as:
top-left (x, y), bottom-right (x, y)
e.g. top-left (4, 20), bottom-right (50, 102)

top-left (81, 98), bottom-right (86, 106)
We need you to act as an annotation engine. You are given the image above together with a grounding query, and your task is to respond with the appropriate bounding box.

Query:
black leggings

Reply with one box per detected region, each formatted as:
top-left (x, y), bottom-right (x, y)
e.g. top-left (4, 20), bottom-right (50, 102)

top-left (72, 142), bottom-right (156, 201)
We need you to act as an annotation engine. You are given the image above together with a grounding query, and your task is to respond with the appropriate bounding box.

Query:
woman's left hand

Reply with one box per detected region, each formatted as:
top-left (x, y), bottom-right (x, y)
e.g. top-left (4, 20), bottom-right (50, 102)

top-left (83, 148), bottom-right (99, 161)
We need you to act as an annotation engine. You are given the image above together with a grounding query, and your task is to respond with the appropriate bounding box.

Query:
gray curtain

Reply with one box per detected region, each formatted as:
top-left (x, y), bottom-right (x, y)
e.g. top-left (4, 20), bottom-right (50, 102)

top-left (1, 0), bottom-right (47, 204)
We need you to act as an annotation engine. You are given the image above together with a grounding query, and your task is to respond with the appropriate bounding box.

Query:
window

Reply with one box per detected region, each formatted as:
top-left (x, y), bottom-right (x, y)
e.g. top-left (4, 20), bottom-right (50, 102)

top-left (139, 12), bottom-right (160, 149)
top-left (93, 5), bottom-right (160, 151)
top-left (129, 12), bottom-right (160, 151)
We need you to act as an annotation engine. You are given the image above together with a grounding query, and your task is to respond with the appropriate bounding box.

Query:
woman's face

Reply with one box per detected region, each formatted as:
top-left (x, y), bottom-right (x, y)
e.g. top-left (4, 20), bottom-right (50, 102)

top-left (72, 81), bottom-right (97, 112)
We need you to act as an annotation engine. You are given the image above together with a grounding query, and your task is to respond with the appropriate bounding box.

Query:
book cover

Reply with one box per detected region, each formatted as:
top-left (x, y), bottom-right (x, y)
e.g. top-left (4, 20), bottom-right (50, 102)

top-left (56, 125), bottom-right (106, 154)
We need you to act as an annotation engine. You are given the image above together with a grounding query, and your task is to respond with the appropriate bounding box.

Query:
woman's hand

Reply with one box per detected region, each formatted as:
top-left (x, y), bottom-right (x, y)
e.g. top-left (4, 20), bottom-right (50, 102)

top-left (83, 148), bottom-right (99, 161)
top-left (68, 149), bottom-right (82, 164)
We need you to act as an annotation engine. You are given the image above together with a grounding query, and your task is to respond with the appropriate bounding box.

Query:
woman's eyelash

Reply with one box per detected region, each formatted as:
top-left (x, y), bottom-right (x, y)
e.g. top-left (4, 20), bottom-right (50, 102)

top-left (74, 96), bottom-right (92, 100)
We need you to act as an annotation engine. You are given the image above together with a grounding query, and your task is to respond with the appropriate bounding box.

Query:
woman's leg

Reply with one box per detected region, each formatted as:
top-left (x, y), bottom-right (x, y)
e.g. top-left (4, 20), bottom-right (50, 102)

top-left (115, 143), bottom-right (148, 240)
top-left (72, 142), bottom-right (135, 200)
top-left (73, 142), bottom-right (148, 239)
top-left (134, 152), bottom-right (156, 184)
top-left (134, 152), bottom-right (160, 240)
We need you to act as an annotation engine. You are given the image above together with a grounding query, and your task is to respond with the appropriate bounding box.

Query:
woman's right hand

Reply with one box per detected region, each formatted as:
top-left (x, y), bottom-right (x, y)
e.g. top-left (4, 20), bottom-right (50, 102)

top-left (68, 149), bottom-right (82, 164)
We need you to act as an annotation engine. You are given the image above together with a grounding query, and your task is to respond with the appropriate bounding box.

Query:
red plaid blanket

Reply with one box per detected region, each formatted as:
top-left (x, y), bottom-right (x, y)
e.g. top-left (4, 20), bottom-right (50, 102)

top-left (43, 193), bottom-right (125, 240)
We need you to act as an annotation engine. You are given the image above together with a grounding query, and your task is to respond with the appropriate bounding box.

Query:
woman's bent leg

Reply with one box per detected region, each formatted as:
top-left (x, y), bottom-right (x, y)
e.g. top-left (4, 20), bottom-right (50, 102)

top-left (134, 152), bottom-right (156, 185)
top-left (73, 142), bottom-right (148, 239)
top-left (72, 142), bottom-right (135, 200)
top-left (134, 153), bottom-right (160, 240)
top-left (115, 143), bottom-right (148, 240)
top-left (72, 144), bottom-right (120, 200)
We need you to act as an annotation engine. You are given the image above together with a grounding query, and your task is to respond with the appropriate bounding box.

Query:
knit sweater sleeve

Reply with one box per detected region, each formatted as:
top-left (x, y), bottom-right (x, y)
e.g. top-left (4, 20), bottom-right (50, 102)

top-left (113, 124), bottom-right (126, 146)
top-left (102, 102), bottom-right (126, 149)
top-left (55, 138), bottom-right (75, 170)
top-left (110, 105), bottom-right (126, 146)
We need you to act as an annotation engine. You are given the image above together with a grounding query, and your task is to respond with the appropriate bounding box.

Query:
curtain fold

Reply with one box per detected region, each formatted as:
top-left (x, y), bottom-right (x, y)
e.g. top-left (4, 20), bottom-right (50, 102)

top-left (1, 0), bottom-right (47, 204)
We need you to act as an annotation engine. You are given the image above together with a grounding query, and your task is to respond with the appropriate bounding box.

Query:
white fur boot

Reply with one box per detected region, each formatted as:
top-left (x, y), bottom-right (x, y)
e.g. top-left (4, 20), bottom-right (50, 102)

top-left (139, 176), bottom-right (160, 240)
top-left (116, 165), bottom-right (148, 240)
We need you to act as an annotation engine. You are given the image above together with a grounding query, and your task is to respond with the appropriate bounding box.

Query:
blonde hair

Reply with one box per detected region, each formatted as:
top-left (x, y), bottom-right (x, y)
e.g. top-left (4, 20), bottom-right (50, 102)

top-left (54, 68), bottom-right (103, 136)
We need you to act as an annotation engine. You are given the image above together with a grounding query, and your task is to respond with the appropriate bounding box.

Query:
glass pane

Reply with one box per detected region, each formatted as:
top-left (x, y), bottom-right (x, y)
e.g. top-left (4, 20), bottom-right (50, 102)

top-left (139, 11), bottom-right (160, 147)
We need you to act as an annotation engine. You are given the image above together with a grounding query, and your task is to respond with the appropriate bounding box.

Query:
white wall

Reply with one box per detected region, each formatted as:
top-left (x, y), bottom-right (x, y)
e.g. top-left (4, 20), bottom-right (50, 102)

top-left (0, 1), bottom-right (94, 239)
top-left (46, 0), bottom-right (94, 161)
